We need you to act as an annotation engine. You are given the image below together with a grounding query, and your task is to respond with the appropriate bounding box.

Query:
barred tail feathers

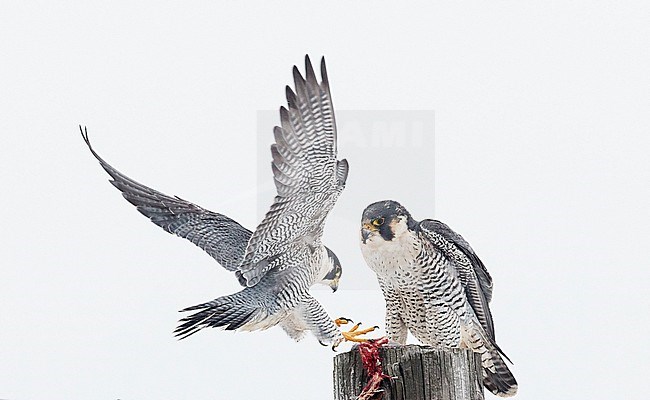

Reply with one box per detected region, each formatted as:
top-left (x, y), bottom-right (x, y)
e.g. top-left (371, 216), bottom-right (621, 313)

top-left (174, 288), bottom-right (272, 339)
top-left (482, 347), bottom-right (518, 397)
top-left (466, 325), bottom-right (518, 397)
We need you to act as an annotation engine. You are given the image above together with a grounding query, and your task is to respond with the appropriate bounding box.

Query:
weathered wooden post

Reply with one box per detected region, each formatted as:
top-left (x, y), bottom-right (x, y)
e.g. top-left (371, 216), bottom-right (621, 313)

top-left (333, 345), bottom-right (484, 400)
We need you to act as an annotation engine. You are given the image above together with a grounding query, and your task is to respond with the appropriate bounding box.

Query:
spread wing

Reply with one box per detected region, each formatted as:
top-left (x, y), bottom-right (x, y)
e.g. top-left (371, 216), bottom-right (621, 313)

top-left (81, 126), bottom-right (251, 271)
top-left (238, 56), bottom-right (348, 287)
top-left (417, 219), bottom-right (496, 340)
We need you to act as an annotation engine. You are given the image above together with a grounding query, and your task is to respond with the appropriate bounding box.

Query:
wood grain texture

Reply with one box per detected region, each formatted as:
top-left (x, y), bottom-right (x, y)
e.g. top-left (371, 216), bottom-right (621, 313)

top-left (333, 345), bottom-right (484, 400)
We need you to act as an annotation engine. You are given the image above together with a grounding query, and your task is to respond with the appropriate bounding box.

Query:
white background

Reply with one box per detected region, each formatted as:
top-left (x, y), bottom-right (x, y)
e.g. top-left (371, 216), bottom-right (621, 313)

top-left (1, 2), bottom-right (649, 399)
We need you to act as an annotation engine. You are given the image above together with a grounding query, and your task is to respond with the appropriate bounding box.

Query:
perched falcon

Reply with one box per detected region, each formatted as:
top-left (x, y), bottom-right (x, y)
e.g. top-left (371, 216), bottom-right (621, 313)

top-left (81, 55), bottom-right (348, 346)
top-left (359, 200), bottom-right (517, 397)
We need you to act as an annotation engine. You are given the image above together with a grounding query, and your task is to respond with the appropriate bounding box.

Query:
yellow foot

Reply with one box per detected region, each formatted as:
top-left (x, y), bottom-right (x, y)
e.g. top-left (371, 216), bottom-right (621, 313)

top-left (342, 322), bottom-right (380, 343)
top-left (332, 317), bottom-right (380, 350)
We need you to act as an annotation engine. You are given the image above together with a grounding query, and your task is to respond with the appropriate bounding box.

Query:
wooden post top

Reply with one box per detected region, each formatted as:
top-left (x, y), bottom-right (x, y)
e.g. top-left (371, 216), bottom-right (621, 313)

top-left (333, 345), bottom-right (484, 400)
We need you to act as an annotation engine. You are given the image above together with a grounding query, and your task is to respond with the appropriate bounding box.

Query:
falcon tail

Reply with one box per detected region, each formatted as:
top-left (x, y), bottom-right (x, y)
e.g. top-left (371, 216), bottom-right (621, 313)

top-left (174, 288), bottom-right (265, 339)
top-left (483, 348), bottom-right (518, 397)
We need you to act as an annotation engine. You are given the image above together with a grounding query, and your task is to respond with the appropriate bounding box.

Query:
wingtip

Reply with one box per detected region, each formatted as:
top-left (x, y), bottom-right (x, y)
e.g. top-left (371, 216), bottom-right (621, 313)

top-left (174, 327), bottom-right (198, 341)
top-left (79, 125), bottom-right (105, 162)
top-left (285, 85), bottom-right (297, 108)
top-left (292, 64), bottom-right (302, 79)
top-left (320, 56), bottom-right (329, 87)
top-left (292, 64), bottom-right (305, 90)
top-left (79, 125), bottom-right (89, 145)
top-left (304, 55), bottom-right (317, 84)
top-left (279, 106), bottom-right (291, 128)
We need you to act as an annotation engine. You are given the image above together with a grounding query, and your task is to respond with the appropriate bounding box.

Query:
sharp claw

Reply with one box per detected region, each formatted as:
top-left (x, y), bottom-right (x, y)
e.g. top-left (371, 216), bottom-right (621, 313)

top-left (335, 318), bottom-right (381, 344)
top-left (331, 337), bottom-right (344, 351)
top-left (335, 317), bottom-right (355, 327)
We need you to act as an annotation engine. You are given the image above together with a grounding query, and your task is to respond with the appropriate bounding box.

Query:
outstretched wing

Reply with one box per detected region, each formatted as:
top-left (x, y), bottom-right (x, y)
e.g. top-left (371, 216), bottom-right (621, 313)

top-left (238, 56), bottom-right (348, 286)
top-left (417, 219), bottom-right (496, 340)
top-left (81, 126), bottom-right (251, 271)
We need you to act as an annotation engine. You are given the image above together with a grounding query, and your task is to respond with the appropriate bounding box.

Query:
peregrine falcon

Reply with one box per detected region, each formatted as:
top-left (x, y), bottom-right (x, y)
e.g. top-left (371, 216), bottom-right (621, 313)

top-left (81, 56), bottom-right (349, 346)
top-left (359, 200), bottom-right (518, 397)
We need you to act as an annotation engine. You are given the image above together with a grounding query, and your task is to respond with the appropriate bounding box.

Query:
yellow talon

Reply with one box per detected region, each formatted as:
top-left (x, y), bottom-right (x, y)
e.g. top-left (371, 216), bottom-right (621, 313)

top-left (353, 325), bottom-right (379, 336)
top-left (343, 331), bottom-right (370, 343)
top-left (341, 321), bottom-right (380, 343)
top-left (332, 318), bottom-right (380, 350)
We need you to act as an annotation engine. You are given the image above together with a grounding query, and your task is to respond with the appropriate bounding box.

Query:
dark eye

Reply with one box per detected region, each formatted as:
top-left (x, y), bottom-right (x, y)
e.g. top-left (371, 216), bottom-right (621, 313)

top-left (372, 217), bottom-right (385, 227)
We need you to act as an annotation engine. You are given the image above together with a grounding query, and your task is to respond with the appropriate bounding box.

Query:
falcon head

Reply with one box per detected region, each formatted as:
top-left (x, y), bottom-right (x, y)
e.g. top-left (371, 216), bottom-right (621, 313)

top-left (360, 200), bottom-right (417, 245)
top-left (319, 247), bottom-right (342, 292)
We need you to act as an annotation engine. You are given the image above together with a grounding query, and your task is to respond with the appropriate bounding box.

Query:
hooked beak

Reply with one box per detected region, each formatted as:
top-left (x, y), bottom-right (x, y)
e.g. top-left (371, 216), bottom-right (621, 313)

top-left (361, 227), bottom-right (373, 244)
top-left (329, 278), bottom-right (339, 293)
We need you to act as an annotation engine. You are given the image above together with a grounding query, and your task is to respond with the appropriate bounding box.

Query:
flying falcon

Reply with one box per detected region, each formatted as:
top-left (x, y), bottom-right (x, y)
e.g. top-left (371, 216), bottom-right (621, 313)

top-left (81, 56), bottom-right (353, 346)
top-left (359, 200), bottom-right (518, 397)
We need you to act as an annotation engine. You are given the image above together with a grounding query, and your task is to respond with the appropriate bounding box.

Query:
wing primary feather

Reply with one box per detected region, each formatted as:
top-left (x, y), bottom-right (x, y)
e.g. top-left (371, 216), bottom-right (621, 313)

top-left (319, 58), bottom-right (337, 151)
top-left (270, 144), bottom-right (283, 164)
top-left (304, 54), bottom-right (317, 85)
top-left (490, 339), bottom-right (514, 364)
top-left (285, 86), bottom-right (297, 109)
top-left (273, 126), bottom-right (293, 157)
top-left (292, 65), bottom-right (306, 96)
top-left (320, 57), bottom-right (329, 91)
top-left (280, 106), bottom-right (292, 132)
top-left (272, 126), bottom-right (284, 145)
